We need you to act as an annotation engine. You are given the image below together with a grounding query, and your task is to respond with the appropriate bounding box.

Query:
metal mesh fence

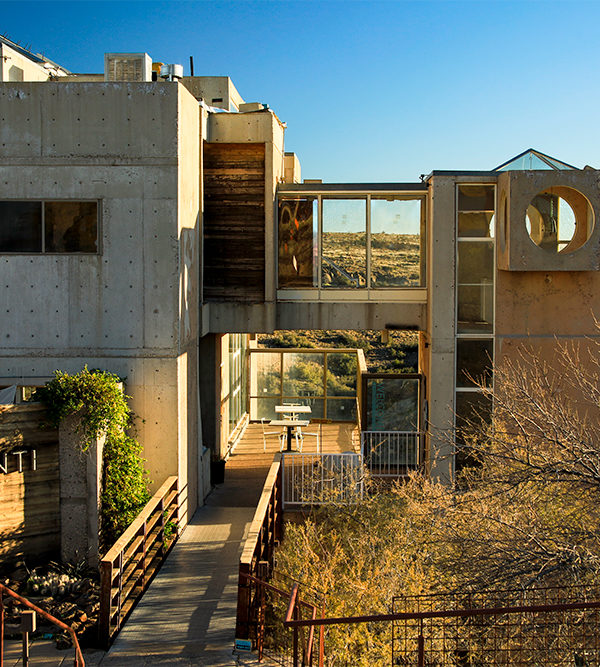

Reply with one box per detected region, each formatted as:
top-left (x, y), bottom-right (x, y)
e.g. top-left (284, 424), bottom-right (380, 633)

top-left (392, 587), bottom-right (600, 666)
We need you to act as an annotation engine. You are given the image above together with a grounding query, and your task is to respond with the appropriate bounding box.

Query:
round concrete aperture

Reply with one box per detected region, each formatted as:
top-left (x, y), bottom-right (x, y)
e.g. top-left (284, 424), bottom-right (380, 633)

top-left (525, 186), bottom-right (594, 254)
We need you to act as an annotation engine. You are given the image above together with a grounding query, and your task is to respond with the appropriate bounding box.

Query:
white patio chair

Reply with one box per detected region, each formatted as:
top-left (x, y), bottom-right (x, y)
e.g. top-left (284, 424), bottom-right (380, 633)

top-left (294, 423), bottom-right (320, 453)
top-left (260, 418), bottom-right (285, 453)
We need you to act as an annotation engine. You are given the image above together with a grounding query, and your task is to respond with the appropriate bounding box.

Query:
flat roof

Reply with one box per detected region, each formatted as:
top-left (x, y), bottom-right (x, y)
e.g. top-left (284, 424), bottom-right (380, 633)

top-left (278, 182), bottom-right (428, 193)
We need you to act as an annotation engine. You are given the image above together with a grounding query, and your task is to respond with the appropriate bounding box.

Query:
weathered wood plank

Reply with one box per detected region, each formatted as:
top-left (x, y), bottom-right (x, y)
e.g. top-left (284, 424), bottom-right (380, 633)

top-left (203, 141), bottom-right (266, 303)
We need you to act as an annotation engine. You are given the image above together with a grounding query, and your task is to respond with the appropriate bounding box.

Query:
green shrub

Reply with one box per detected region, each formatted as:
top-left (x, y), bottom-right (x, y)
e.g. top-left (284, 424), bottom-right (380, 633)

top-left (35, 367), bottom-right (150, 549)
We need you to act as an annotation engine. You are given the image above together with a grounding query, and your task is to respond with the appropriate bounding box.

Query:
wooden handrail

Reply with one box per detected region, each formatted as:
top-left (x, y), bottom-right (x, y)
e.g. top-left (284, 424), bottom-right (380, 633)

top-left (0, 583), bottom-right (85, 666)
top-left (240, 456), bottom-right (282, 566)
top-left (98, 476), bottom-right (179, 649)
top-left (236, 455), bottom-right (283, 641)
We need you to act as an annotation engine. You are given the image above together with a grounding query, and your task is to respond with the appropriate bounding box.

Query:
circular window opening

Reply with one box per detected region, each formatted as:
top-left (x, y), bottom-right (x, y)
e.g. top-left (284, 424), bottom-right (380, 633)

top-left (525, 186), bottom-right (594, 254)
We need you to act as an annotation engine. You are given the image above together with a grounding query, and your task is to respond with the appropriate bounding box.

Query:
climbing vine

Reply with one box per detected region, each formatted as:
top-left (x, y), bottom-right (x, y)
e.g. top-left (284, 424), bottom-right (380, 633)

top-left (35, 367), bottom-right (151, 549)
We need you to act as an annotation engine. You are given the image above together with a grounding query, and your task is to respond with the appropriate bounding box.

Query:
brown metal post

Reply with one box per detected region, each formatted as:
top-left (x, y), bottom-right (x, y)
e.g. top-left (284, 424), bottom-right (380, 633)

top-left (236, 563), bottom-right (252, 640)
top-left (275, 460), bottom-right (283, 543)
top-left (257, 561), bottom-right (268, 662)
top-left (293, 603), bottom-right (299, 667)
top-left (1, 589), bottom-right (4, 667)
top-left (319, 603), bottom-right (325, 667)
top-left (98, 559), bottom-right (113, 649)
top-left (418, 618), bottom-right (425, 667)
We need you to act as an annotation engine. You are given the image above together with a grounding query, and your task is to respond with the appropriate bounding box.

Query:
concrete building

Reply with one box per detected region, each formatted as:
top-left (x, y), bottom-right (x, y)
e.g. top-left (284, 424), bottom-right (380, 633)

top-left (2, 39), bottom-right (599, 531)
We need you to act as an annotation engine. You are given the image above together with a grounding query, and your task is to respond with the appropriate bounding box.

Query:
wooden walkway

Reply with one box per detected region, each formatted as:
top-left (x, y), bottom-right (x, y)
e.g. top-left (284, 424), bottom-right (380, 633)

top-left (98, 422), bottom-right (358, 664)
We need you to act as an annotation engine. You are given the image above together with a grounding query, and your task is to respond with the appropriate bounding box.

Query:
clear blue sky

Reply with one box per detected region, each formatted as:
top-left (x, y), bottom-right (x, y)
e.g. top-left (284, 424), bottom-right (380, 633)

top-left (1, 0), bottom-right (598, 182)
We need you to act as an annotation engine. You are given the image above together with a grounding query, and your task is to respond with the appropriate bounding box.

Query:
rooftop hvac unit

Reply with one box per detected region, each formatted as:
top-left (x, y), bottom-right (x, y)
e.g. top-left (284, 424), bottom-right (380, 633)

top-left (104, 53), bottom-right (152, 82)
top-left (160, 64), bottom-right (183, 81)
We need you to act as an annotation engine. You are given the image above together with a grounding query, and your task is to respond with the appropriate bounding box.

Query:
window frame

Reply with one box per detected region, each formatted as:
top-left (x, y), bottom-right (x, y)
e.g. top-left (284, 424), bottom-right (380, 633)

top-left (277, 190), bottom-right (427, 294)
top-left (0, 199), bottom-right (101, 255)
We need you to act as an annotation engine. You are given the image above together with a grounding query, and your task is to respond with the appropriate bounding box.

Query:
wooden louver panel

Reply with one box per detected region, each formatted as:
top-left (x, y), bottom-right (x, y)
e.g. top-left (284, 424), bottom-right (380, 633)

top-left (203, 142), bottom-right (266, 302)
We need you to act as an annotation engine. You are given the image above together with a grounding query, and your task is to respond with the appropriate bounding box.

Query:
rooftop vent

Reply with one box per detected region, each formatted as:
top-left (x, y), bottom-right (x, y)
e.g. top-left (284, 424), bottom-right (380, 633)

top-left (104, 53), bottom-right (152, 82)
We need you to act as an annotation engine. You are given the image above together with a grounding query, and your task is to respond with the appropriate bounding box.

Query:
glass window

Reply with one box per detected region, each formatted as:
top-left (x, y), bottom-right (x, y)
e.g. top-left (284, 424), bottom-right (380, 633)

top-left (326, 398), bottom-right (357, 421)
top-left (455, 390), bottom-right (492, 469)
top-left (321, 198), bottom-right (366, 288)
top-left (458, 211), bottom-right (495, 238)
top-left (0, 202), bottom-right (42, 252)
top-left (326, 353), bottom-right (357, 397)
top-left (457, 241), bottom-right (494, 284)
top-left (0, 200), bottom-right (98, 253)
top-left (255, 353), bottom-right (281, 396)
top-left (282, 352), bottom-right (324, 397)
top-left (45, 202), bottom-right (97, 252)
top-left (456, 339), bottom-right (493, 388)
top-left (371, 197), bottom-right (423, 286)
top-left (228, 334), bottom-right (247, 436)
top-left (457, 241), bottom-right (494, 334)
top-left (457, 185), bottom-right (495, 212)
top-left (365, 377), bottom-right (419, 431)
top-left (278, 197), bottom-right (317, 287)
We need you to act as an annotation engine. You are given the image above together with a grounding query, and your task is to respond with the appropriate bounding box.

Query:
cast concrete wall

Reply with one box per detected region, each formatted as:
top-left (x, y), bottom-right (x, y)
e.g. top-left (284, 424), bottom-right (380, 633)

top-left (0, 81), bottom-right (203, 524)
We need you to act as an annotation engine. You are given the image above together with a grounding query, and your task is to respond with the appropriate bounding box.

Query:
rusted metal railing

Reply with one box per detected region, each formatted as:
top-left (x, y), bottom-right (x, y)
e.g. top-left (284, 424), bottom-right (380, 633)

top-left (0, 582), bottom-right (85, 667)
top-left (98, 475), bottom-right (179, 648)
top-left (236, 456), bottom-right (283, 642)
top-left (283, 585), bottom-right (600, 666)
top-left (240, 572), bottom-right (324, 666)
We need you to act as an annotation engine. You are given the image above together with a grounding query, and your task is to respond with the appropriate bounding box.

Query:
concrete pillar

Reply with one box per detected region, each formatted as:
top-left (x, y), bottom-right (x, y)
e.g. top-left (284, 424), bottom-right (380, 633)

top-left (59, 414), bottom-right (104, 567)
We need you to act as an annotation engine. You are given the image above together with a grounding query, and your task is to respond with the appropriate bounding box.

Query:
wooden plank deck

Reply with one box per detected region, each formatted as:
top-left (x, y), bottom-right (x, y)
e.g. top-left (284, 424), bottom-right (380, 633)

top-left (98, 421), bottom-right (359, 664)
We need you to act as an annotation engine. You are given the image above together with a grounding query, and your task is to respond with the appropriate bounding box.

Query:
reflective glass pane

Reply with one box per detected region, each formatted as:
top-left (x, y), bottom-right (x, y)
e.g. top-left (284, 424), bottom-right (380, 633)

top-left (457, 185), bottom-right (495, 212)
top-left (456, 339), bottom-right (493, 388)
top-left (457, 283), bottom-right (493, 333)
top-left (250, 397), bottom-right (279, 421)
top-left (371, 197), bottom-right (423, 286)
top-left (455, 390), bottom-right (492, 467)
top-left (45, 201), bottom-right (97, 252)
top-left (365, 378), bottom-right (419, 431)
top-left (278, 197), bottom-right (317, 287)
top-left (326, 353), bottom-right (357, 397)
top-left (322, 199), bottom-right (366, 288)
top-left (326, 398), bottom-right (357, 421)
top-left (281, 397), bottom-right (324, 420)
top-left (282, 353), bottom-right (324, 397)
top-left (254, 353), bottom-right (281, 396)
top-left (0, 201), bottom-right (42, 252)
top-left (458, 211), bottom-right (495, 238)
top-left (457, 241), bottom-right (493, 284)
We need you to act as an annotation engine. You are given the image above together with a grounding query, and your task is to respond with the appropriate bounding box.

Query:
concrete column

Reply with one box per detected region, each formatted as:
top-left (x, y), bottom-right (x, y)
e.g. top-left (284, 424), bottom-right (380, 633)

top-left (426, 177), bottom-right (456, 483)
top-left (59, 414), bottom-right (104, 567)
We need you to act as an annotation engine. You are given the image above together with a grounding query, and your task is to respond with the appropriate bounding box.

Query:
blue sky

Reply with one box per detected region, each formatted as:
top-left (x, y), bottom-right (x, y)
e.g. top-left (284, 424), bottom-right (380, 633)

top-left (1, 0), bottom-right (598, 181)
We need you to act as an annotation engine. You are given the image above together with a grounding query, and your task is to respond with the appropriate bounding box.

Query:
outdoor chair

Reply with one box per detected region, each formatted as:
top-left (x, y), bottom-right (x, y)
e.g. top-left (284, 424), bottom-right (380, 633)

top-left (260, 418), bottom-right (285, 452)
top-left (294, 423), bottom-right (320, 453)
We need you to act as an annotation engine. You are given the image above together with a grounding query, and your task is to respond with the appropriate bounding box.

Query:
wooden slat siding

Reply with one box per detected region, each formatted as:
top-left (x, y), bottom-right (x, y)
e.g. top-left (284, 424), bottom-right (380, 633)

top-left (203, 142), bottom-right (266, 302)
top-left (0, 403), bottom-right (59, 559)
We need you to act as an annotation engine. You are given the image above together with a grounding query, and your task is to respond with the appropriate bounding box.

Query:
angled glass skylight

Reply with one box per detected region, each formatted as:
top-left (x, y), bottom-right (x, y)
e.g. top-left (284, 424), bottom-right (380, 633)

top-left (495, 149), bottom-right (577, 171)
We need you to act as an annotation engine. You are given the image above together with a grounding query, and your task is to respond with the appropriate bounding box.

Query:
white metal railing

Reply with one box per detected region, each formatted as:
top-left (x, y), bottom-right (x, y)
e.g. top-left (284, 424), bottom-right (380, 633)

top-left (281, 452), bottom-right (364, 508)
top-left (361, 431), bottom-right (422, 477)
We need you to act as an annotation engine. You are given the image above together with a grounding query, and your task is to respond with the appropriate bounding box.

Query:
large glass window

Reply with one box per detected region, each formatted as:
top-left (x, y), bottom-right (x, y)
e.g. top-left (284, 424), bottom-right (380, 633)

top-left (455, 184), bottom-right (495, 472)
top-left (0, 201), bottom-right (98, 253)
top-left (321, 198), bottom-right (366, 288)
top-left (365, 376), bottom-right (419, 431)
top-left (278, 193), bottom-right (426, 290)
top-left (371, 197), bottom-right (424, 287)
top-left (250, 349), bottom-right (359, 421)
top-left (278, 197), bottom-right (317, 287)
top-left (228, 334), bottom-right (248, 436)
top-left (457, 186), bottom-right (495, 334)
